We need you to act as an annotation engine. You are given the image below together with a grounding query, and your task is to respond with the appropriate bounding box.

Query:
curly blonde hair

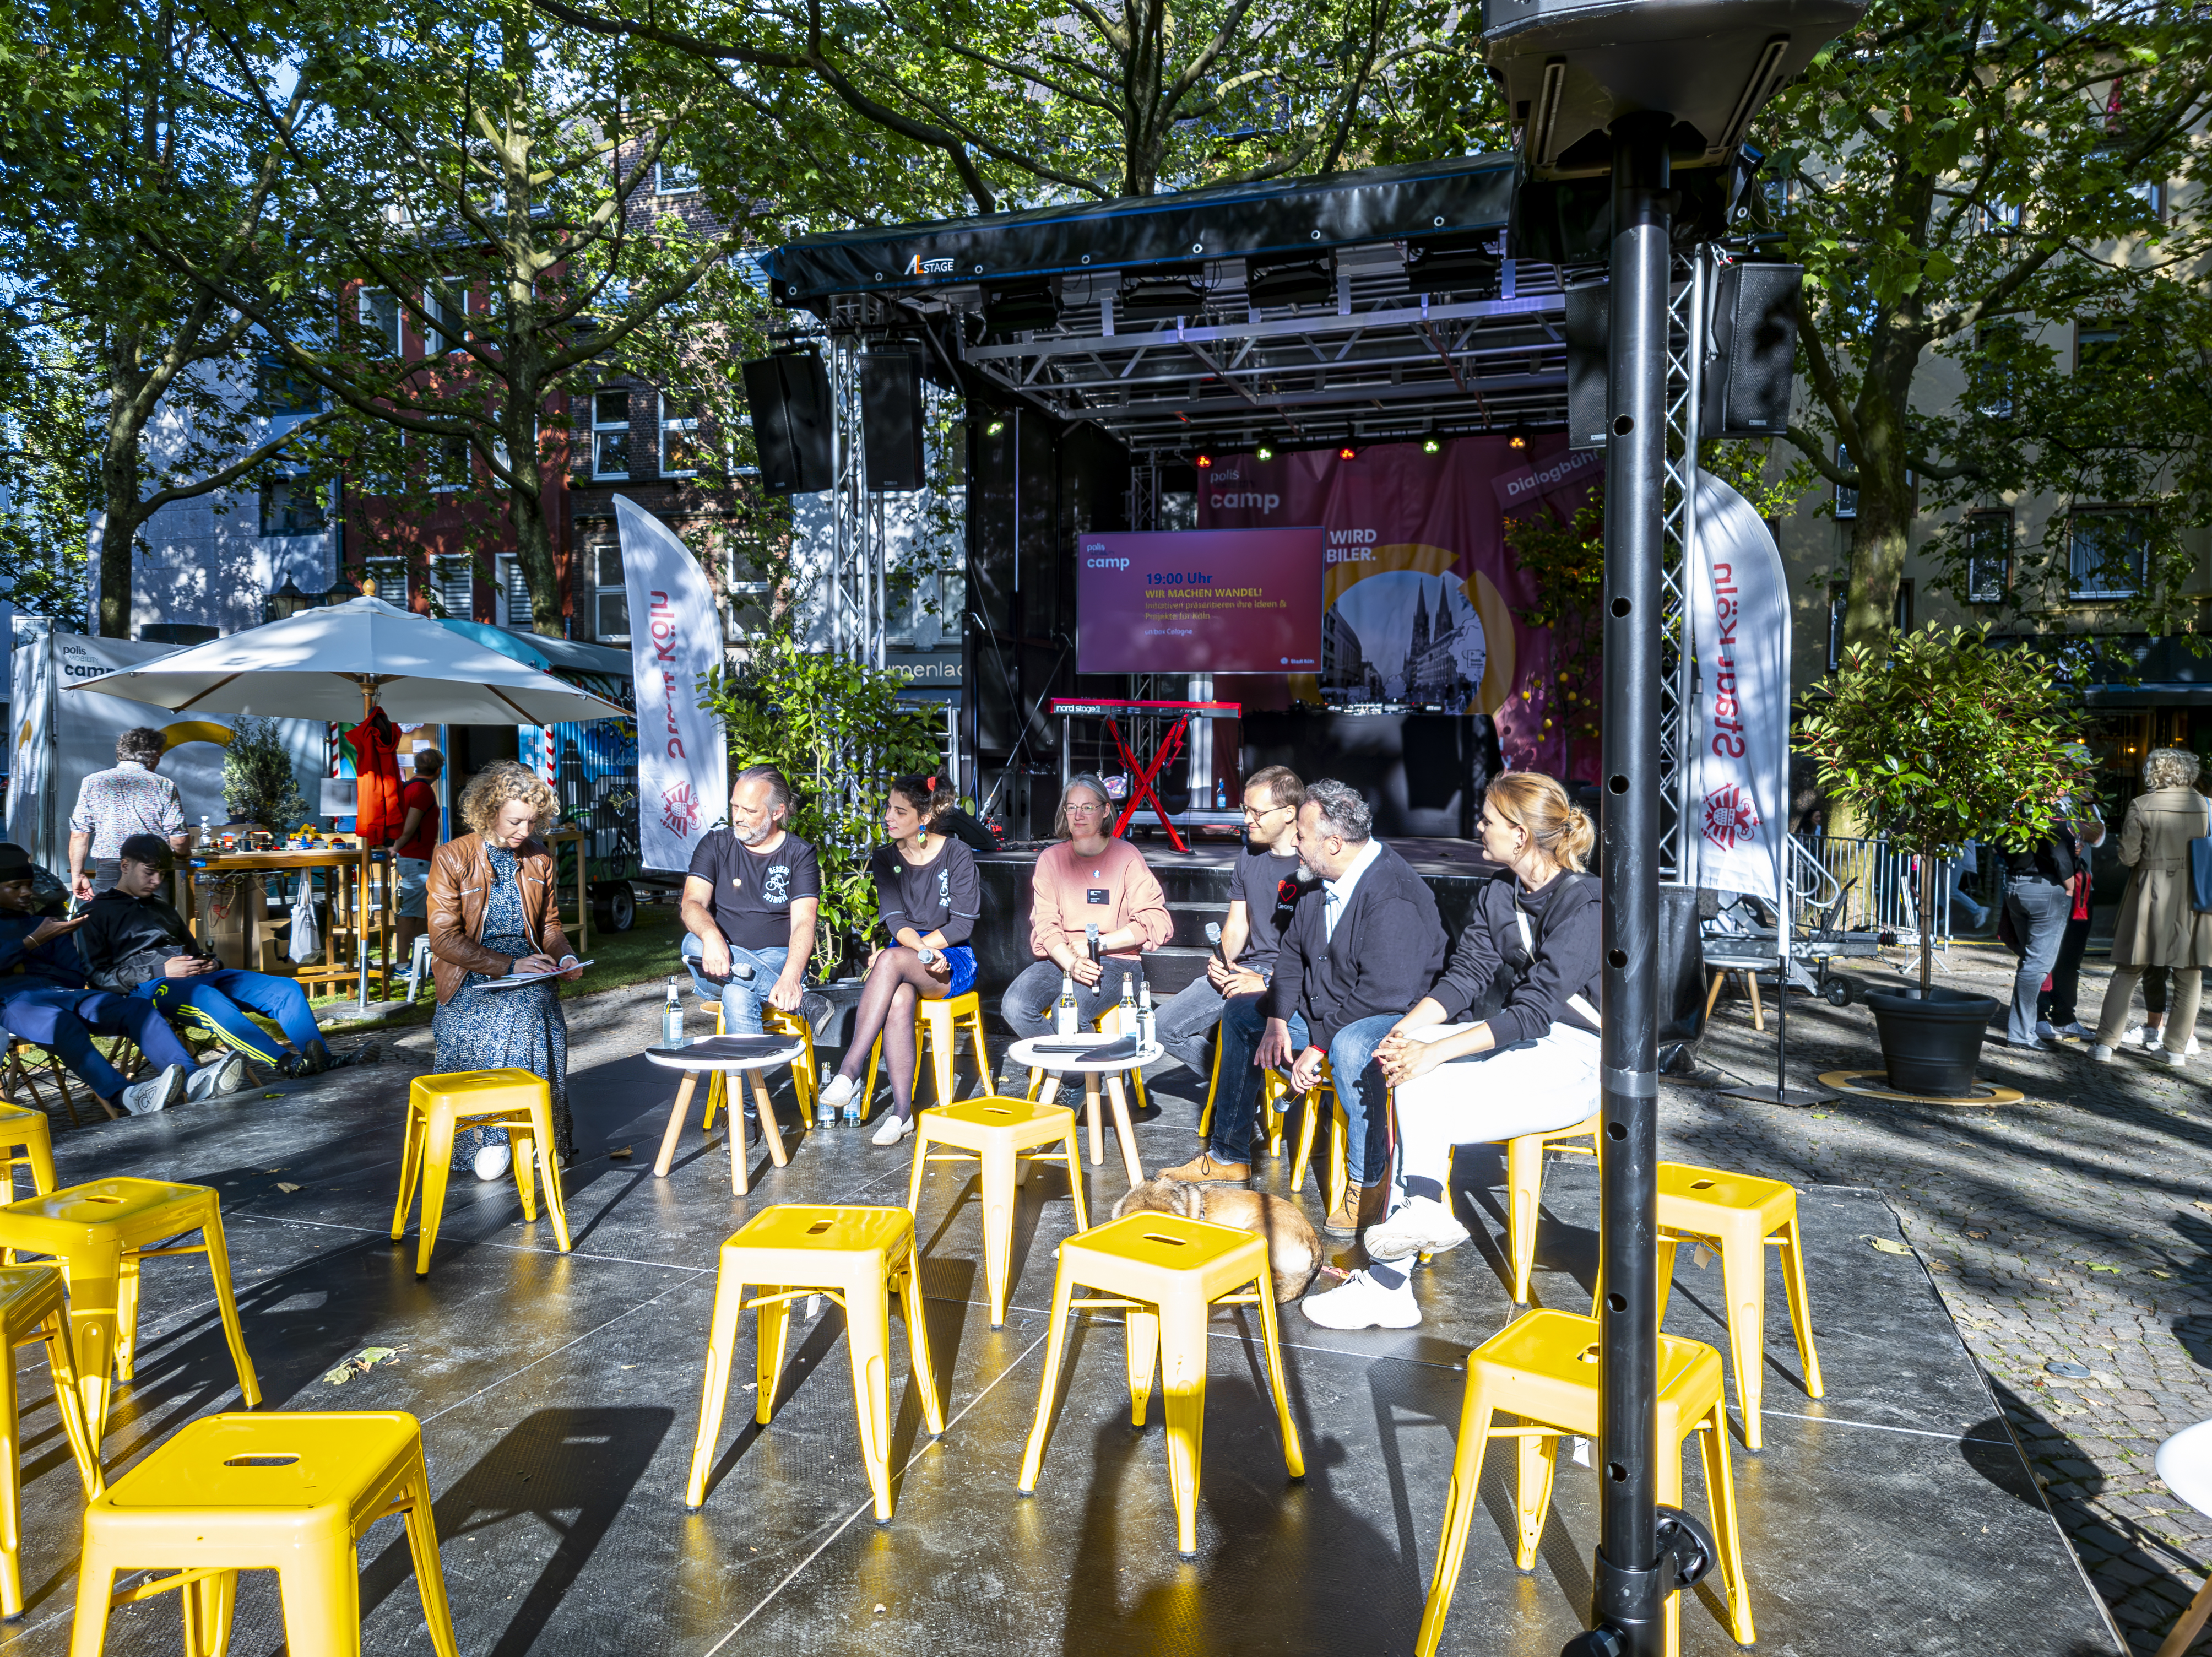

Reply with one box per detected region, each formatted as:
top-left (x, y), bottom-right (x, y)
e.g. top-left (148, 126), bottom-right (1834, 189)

top-left (2143, 748), bottom-right (2203, 792)
top-left (458, 760), bottom-right (557, 838)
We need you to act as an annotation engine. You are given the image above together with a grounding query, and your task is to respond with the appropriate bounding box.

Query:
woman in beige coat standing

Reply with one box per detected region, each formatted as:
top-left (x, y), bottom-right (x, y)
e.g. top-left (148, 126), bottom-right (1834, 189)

top-left (2091, 748), bottom-right (2211, 1066)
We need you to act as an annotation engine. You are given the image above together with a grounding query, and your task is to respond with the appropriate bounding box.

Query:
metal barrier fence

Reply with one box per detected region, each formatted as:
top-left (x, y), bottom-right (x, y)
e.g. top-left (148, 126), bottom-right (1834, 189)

top-left (1792, 833), bottom-right (1955, 951)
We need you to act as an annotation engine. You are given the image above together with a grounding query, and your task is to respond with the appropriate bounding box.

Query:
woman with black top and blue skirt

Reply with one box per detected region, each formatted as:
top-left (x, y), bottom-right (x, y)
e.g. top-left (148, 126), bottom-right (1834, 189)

top-left (816, 775), bottom-right (983, 1146)
top-left (1301, 771), bottom-right (1602, 1330)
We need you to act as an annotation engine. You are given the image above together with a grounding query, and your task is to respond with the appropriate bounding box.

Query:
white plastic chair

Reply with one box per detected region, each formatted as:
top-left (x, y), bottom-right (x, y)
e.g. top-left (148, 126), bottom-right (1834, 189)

top-left (2153, 1420), bottom-right (2212, 1656)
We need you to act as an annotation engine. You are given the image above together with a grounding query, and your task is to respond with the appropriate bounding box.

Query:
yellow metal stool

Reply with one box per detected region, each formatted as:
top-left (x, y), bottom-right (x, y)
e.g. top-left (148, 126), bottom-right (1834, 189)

top-left (0, 1264), bottom-right (100, 1615)
top-left (0, 1179), bottom-right (259, 1449)
top-left (1018, 1211), bottom-right (1304, 1557)
top-left (389, 1069), bottom-right (572, 1278)
top-left (0, 1102), bottom-right (57, 1199)
top-left (1287, 1066), bottom-right (1347, 1211)
top-left (1415, 1309), bottom-right (1753, 1657)
top-left (861, 989), bottom-right (992, 1124)
top-left (1501, 1113), bottom-right (1600, 1302)
top-left (906, 1097), bottom-right (1087, 1327)
top-left (1651, 1161), bottom-right (1824, 1451)
top-left (687, 1204), bottom-right (944, 1521)
top-left (68, 1410), bottom-right (458, 1657)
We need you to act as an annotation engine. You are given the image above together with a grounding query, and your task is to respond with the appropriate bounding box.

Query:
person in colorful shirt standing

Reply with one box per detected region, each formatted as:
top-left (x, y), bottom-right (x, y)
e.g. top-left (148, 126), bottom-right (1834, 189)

top-left (68, 728), bottom-right (188, 900)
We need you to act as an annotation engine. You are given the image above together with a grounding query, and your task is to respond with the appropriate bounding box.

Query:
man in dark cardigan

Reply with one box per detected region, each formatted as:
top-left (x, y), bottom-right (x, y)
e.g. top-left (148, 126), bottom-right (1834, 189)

top-left (1163, 779), bottom-right (1447, 1238)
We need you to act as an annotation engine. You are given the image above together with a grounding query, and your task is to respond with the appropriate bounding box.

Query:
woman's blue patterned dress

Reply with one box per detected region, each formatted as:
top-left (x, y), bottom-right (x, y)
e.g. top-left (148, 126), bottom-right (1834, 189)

top-left (432, 845), bottom-right (572, 1166)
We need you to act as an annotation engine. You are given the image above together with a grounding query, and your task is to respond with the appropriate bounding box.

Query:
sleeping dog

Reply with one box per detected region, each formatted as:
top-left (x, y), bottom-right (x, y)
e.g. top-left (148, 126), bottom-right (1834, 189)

top-left (1111, 1174), bottom-right (1322, 1303)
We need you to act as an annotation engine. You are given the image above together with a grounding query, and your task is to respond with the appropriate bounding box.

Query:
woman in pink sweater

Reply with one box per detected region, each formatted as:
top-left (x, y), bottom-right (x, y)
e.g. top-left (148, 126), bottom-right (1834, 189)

top-left (1000, 772), bottom-right (1173, 1044)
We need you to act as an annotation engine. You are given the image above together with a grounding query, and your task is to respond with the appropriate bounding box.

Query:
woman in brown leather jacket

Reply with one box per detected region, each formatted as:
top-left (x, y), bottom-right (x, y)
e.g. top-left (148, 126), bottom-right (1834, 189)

top-left (427, 761), bottom-right (583, 1178)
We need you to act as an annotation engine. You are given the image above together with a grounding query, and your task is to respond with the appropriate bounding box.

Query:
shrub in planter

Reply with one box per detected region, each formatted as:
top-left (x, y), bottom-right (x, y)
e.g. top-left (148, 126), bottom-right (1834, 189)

top-left (1797, 625), bottom-right (2090, 1090)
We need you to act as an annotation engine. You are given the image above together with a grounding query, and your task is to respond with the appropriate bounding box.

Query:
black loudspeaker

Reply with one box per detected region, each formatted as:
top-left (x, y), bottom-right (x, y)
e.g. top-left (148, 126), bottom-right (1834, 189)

top-left (1702, 263), bottom-right (1804, 439)
top-left (1565, 281), bottom-right (1609, 451)
top-left (742, 352), bottom-right (832, 495)
top-left (860, 351), bottom-right (926, 492)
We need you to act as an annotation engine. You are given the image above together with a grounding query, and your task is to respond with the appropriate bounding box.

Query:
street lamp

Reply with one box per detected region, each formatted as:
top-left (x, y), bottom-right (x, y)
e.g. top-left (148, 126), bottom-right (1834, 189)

top-left (267, 578), bottom-right (310, 622)
top-left (1478, 2), bottom-right (1864, 1654)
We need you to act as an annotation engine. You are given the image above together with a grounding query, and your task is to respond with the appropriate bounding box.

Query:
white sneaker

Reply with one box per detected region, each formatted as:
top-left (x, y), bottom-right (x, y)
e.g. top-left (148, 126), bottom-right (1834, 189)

top-left (2036, 1019), bottom-right (2059, 1041)
top-left (2054, 1021), bottom-right (2094, 1041)
top-left (1300, 1269), bottom-right (1421, 1330)
top-left (473, 1142), bottom-right (513, 1181)
top-left (871, 1112), bottom-right (914, 1147)
top-left (1364, 1196), bottom-right (1473, 1263)
top-left (185, 1053), bottom-right (248, 1102)
top-left (818, 1074), bottom-right (856, 1114)
top-left (2161, 1048), bottom-right (2188, 1069)
top-left (120, 1065), bottom-right (185, 1116)
top-left (2120, 1026), bottom-right (2149, 1048)
top-left (2090, 1044), bottom-right (2115, 1063)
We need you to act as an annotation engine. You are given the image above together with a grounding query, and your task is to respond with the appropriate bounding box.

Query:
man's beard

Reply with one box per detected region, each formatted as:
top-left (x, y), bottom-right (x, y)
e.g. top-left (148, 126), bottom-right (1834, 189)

top-left (734, 818), bottom-right (774, 847)
top-left (1295, 861), bottom-right (1314, 883)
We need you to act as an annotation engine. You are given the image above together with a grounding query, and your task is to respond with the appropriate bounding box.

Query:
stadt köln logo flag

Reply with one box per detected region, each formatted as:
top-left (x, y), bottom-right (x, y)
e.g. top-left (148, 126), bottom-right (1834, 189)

top-left (1687, 469), bottom-right (1790, 905)
top-left (614, 495), bottom-right (729, 872)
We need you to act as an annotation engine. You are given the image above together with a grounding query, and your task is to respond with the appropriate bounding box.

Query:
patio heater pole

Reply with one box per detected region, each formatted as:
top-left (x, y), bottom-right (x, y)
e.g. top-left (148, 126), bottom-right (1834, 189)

top-left (1593, 106), bottom-right (1672, 1657)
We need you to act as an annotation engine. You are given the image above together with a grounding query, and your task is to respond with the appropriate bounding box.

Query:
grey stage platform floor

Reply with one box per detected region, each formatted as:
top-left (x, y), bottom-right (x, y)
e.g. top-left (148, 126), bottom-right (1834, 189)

top-left (0, 1050), bottom-right (2122, 1656)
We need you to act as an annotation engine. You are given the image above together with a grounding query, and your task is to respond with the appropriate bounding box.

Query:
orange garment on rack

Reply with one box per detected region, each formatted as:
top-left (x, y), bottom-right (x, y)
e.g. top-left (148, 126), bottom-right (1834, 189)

top-left (346, 710), bottom-right (404, 845)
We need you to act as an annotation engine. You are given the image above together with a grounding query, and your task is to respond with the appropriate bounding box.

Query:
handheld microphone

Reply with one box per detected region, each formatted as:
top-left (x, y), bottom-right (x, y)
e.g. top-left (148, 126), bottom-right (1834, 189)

top-left (1205, 920), bottom-right (1224, 964)
top-left (730, 961), bottom-right (756, 982)
top-left (1085, 923), bottom-right (1101, 963)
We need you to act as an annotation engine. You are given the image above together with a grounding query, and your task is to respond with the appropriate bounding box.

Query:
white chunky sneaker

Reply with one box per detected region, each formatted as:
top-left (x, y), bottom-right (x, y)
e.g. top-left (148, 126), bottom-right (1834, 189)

top-left (473, 1142), bottom-right (513, 1181)
top-left (2090, 1044), bottom-right (2115, 1063)
top-left (871, 1112), bottom-right (914, 1147)
top-left (1363, 1196), bottom-right (1473, 1263)
top-left (121, 1064), bottom-right (185, 1116)
top-left (2120, 1026), bottom-right (2150, 1048)
top-left (185, 1053), bottom-right (248, 1102)
top-left (1300, 1269), bottom-right (1421, 1330)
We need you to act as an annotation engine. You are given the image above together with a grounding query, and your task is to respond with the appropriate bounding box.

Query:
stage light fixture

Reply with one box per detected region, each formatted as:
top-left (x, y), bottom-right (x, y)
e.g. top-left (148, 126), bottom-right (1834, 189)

top-left (1337, 446), bottom-right (1356, 461)
top-left (1423, 438), bottom-right (1441, 454)
top-left (1256, 446), bottom-right (1273, 461)
top-left (1196, 454), bottom-right (1212, 468)
top-left (1509, 428), bottom-right (1529, 450)
top-left (986, 419), bottom-right (1006, 436)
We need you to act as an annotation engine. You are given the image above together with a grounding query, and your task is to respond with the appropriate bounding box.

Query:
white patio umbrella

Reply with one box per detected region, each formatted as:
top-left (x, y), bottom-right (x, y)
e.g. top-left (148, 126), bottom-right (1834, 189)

top-left (62, 594), bottom-right (627, 725)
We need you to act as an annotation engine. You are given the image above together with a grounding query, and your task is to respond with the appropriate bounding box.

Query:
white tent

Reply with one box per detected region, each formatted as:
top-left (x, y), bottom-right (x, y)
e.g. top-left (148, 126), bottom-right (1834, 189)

top-left (62, 595), bottom-right (627, 726)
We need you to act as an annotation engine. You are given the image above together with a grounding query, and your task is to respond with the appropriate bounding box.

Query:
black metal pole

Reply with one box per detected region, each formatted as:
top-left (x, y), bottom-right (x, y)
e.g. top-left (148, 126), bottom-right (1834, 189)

top-left (1592, 107), bottom-right (1673, 1657)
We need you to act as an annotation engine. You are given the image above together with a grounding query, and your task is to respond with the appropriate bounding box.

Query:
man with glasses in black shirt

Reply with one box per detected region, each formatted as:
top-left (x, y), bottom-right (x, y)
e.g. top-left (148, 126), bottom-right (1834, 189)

top-left (1152, 767), bottom-right (1306, 1092)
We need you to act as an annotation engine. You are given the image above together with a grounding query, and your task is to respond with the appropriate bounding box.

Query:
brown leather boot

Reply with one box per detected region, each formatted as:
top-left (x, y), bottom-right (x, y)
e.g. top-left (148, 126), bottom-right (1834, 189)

top-left (1161, 1152), bottom-right (1251, 1184)
top-left (1324, 1178), bottom-right (1389, 1238)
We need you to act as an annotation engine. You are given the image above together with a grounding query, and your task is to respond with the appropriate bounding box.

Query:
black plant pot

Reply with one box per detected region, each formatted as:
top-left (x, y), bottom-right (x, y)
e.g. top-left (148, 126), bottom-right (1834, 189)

top-left (1864, 985), bottom-right (2001, 1097)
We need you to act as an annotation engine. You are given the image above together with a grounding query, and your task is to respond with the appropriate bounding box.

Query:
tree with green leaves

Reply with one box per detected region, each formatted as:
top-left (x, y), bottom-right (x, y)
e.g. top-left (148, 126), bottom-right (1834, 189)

top-left (1797, 623), bottom-right (2091, 987)
top-left (536, 0), bottom-right (1493, 214)
top-left (0, 313), bottom-right (99, 618)
top-left (1755, 0), bottom-right (2212, 652)
top-left (0, 0), bottom-right (340, 635)
top-left (157, 0), bottom-right (789, 634)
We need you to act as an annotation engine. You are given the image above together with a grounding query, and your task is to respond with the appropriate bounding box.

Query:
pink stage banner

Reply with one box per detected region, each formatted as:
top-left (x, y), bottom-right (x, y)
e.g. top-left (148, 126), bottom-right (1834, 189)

top-left (1197, 436), bottom-right (1589, 776)
top-left (1076, 527), bottom-right (1325, 675)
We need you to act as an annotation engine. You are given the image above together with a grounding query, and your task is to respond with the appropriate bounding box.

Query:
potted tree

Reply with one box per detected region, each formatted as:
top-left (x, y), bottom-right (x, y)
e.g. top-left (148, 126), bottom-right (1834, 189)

top-left (1796, 625), bottom-right (2090, 1095)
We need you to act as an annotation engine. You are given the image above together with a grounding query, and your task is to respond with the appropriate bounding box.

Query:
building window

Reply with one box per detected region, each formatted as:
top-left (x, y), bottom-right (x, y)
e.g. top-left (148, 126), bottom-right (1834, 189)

top-left (436, 557), bottom-right (475, 621)
top-left (1834, 444), bottom-right (1857, 519)
top-left (1971, 323), bottom-right (2019, 420)
top-left (2130, 180), bottom-right (2168, 221)
top-left (366, 557), bottom-right (410, 608)
top-left (424, 277), bottom-right (470, 354)
top-left (430, 434), bottom-right (470, 492)
top-left (1826, 579), bottom-right (1913, 669)
top-left (2076, 321), bottom-right (2125, 374)
top-left (359, 288), bottom-right (402, 355)
top-left (1978, 198), bottom-right (2020, 236)
top-left (497, 557), bottom-right (532, 629)
top-left (253, 351), bottom-right (319, 416)
top-left (2068, 511), bottom-right (2147, 599)
top-left (590, 542), bottom-right (627, 641)
top-left (660, 394), bottom-right (700, 477)
top-left (654, 159), bottom-right (699, 195)
top-left (592, 390), bottom-right (630, 480)
top-left (1964, 512), bottom-right (2011, 602)
top-left (258, 477), bottom-right (327, 538)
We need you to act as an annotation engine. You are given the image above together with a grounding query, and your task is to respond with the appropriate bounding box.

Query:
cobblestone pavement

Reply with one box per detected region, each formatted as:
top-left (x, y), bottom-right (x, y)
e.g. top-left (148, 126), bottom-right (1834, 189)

top-left (1672, 940), bottom-right (2207, 1655)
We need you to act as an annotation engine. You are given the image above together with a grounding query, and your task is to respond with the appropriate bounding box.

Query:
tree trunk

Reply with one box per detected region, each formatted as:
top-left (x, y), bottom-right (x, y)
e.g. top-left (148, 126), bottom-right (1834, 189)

top-left (96, 331), bottom-right (148, 638)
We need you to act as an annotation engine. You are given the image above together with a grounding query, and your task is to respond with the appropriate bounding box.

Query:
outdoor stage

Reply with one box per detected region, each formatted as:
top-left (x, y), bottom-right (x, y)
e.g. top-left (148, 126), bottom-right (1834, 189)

top-left (0, 1039), bottom-right (2119, 1655)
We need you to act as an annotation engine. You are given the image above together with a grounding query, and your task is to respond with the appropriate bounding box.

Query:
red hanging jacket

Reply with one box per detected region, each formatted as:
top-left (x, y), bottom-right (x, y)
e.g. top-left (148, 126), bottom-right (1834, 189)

top-left (346, 711), bottom-right (403, 845)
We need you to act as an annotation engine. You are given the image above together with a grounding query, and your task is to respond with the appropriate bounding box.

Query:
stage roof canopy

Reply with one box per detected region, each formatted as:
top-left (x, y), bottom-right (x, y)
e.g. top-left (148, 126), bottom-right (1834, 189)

top-left (765, 154), bottom-right (1576, 457)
